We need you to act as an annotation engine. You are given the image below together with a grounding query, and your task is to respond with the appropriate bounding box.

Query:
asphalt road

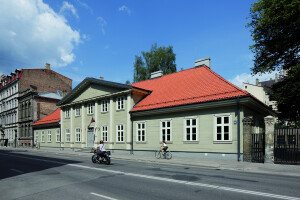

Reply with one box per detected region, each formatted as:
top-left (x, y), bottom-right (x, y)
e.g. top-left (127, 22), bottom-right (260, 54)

top-left (0, 149), bottom-right (299, 200)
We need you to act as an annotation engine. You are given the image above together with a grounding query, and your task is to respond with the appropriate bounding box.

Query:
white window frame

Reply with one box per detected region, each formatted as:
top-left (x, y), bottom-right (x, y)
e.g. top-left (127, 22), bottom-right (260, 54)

top-left (41, 131), bottom-right (45, 142)
top-left (47, 130), bottom-right (51, 142)
top-left (75, 106), bottom-right (81, 116)
top-left (101, 100), bottom-right (108, 113)
top-left (136, 122), bottom-right (146, 142)
top-left (160, 120), bottom-right (172, 142)
top-left (214, 113), bottom-right (232, 142)
top-left (101, 125), bottom-right (108, 142)
top-left (116, 124), bottom-right (124, 142)
top-left (184, 117), bottom-right (198, 141)
top-left (65, 129), bottom-right (70, 143)
top-left (65, 108), bottom-right (70, 118)
top-left (75, 128), bottom-right (81, 142)
top-left (87, 103), bottom-right (94, 115)
top-left (116, 97), bottom-right (124, 110)
top-left (56, 129), bottom-right (60, 142)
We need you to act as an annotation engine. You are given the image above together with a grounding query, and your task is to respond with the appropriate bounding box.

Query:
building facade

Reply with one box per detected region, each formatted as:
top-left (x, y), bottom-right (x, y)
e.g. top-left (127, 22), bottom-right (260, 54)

top-left (0, 64), bottom-right (72, 147)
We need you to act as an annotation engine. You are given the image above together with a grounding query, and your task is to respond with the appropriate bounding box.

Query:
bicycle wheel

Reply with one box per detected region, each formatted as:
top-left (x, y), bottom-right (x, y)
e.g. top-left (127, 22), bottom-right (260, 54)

top-left (155, 150), bottom-right (161, 159)
top-left (165, 151), bottom-right (172, 159)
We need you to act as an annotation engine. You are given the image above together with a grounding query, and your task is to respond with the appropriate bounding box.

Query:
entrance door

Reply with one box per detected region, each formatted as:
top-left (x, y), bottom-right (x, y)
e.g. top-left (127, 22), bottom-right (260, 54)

top-left (87, 128), bottom-right (94, 147)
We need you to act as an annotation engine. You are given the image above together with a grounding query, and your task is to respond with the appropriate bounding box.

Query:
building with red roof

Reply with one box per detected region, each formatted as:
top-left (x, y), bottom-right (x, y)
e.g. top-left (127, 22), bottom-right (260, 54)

top-left (39, 58), bottom-right (275, 161)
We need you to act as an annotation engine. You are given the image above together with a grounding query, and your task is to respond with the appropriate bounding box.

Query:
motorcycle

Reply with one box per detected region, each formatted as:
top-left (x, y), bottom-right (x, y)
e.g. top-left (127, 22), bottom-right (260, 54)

top-left (91, 150), bottom-right (111, 165)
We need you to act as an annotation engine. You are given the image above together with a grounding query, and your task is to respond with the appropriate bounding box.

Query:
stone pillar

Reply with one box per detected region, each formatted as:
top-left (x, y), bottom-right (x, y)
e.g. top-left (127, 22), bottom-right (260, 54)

top-left (264, 116), bottom-right (275, 163)
top-left (242, 116), bottom-right (253, 162)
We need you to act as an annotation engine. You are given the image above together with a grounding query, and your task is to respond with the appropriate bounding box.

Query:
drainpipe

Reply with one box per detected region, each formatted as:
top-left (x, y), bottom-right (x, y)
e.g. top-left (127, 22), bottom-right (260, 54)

top-left (237, 97), bottom-right (241, 161)
top-left (130, 112), bottom-right (133, 155)
top-left (31, 95), bottom-right (35, 148)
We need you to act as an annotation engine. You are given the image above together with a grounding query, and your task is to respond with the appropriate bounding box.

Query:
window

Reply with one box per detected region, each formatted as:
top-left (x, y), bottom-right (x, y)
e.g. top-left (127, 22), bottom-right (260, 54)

top-left (214, 114), bottom-right (231, 142)
top-left (185, 118), bottom-right (197, 141)
top-left (101, 126), bottom-right (108, 142)
top-left (87, 103), bottom-right (94, 115)
top-left (47, 130), bottom-right (51, 142)
top-left (161, 120), bottom-right (172, 142)
top-left (41, 131), bottom-right (45, 142)
top-left (75, 106), bottom-right (81, 116)
top-left (101, 100), bottom-right (108, 112)
top-left (65, 129), bottom-right (70, 142)
top-left (65, 108), bottom-right (70, 118)
top-left (56, 129), bottom-right (60, 142)
top-left (116, 124), bottom-right (124, 142)
top-left (116, 97), bottom-right (124, 110)
top-left (75, 128), bottom-right (81, 142)
top-left (35, 132), bottom-right (39, 142)
top-left (137, 122), bottom-right (146, 142)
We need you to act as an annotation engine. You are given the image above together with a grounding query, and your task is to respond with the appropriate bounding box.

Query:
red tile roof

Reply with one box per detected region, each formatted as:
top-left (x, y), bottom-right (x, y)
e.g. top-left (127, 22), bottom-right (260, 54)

top-left (131, 66), bottom-right (250, 112)
top-left (32, 108), bottom-right (61, 126)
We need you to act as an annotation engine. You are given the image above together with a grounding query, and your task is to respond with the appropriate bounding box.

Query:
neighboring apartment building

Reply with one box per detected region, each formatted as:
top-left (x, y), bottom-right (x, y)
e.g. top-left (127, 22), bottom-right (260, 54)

top-left (242, 73), bottom-right (282, 112)
top-left (0, 64), bottom-right (72, 147)
top-left (35, 58), bottom-right (274, 160)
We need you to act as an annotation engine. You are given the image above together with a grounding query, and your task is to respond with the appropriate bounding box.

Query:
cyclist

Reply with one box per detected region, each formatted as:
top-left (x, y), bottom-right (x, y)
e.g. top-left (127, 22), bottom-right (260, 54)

top-left (161, 140), bottom-right (168, 155)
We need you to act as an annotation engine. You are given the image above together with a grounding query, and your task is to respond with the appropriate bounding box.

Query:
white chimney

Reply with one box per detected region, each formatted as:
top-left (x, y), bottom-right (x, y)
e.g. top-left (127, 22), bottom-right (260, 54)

top-left (150, 71), bottom-right (163, 79)
top-left (195, 57), bottom-right (211, 68)
top-left (45, 63), bottom-right (50, 70)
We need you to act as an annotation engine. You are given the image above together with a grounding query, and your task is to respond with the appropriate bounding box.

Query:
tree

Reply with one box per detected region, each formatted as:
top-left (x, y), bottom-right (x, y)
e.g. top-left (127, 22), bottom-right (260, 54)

top-left (247, 0), bottom-right (300, 74)
top-left (133, 43), bottom-right (176, 82)
top-left (247, 0), bottom-right (300, 126)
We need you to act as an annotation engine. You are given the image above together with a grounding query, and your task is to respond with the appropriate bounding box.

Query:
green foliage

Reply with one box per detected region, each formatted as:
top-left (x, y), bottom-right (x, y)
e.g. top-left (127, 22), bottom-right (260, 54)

top-left (270, 64), bottom-right (300, 126)
top-left (133, 43), bottom-right (176, 82)
top-left (247, 0), bottom-right (300, 74)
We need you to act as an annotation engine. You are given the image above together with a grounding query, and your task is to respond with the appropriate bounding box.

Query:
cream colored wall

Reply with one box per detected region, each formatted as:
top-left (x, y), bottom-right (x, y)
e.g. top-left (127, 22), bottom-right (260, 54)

top-left (133, 106), bottom-right (242, 153)
top-left (34, 127), bottom-right (60, 148)
top-left (243, 83), bottom-right (268, 105)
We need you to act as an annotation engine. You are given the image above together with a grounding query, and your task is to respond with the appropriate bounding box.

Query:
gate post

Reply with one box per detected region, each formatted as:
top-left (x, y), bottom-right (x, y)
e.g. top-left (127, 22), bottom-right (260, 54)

top-left (243, 116), bottom-right (253, 162)
top-left (264, 116), bottom-right (275, 163)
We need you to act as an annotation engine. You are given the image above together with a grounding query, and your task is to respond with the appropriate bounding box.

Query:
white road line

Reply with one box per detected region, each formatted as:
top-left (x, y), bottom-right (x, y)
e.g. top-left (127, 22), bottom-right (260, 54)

top-left (10, 169), bottom-right (24, 174)
top-left (90, 192), bottom-right (118, 200)
top-left (1, 153), bottom-right (300, 200)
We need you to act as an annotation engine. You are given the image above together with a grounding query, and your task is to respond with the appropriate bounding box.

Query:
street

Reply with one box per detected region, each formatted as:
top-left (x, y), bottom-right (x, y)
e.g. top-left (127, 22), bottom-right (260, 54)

top-left (0, 149), bottom-right (299, 200)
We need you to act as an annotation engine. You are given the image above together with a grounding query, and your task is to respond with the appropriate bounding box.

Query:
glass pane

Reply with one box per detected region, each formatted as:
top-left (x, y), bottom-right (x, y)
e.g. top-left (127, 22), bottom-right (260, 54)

top-left (224, 133), bottom-right (229, 140)
top-left (192, 133), bottom-right (196, 140)
top-left (186, 120), bottom-right (190, 126)
top-left (192, 127), bottom-right (196, 134)
top-left (167, 121), bottom-right (170, 127)
top-left (142, 123), bottom-right (145, 129)
top-left (167, 134), bottom-right (170, 141)
top-left (217, 126), bottom-right (221, 133)
top-left (138, 124), bottom-right (140, 129)
top-left (224, 117), bottom-right (229, 124)
top-left (192, 119), bottom-right (196, 126)
top-left (217, 134), bottom-right (221, 140)
top-left (162, 129), bottom-right (165, 138)
top-left (187, 134), bottom-right (190, 140)
top-left (187, 128), bottom-right (190, 134)
top-left (224, 126), bottom-right (229, 133)
top-left (217, 117), bottom-right (221, 124)
top-left (162, 122), bottom-right (165, 128)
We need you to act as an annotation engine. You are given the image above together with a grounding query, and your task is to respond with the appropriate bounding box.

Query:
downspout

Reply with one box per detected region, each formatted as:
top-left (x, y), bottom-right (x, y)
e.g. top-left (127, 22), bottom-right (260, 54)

top-left (31, 94), bottom-right (35, 148)
top-left (237, 97), bottom-right (241, 161)
top-left (130, 112), bottom-right (133, 155)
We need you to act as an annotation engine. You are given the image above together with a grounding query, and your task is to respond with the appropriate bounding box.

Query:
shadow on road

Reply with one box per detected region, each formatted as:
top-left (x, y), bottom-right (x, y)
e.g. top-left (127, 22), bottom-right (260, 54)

top-left (0, 149), bottom-right (82, 180)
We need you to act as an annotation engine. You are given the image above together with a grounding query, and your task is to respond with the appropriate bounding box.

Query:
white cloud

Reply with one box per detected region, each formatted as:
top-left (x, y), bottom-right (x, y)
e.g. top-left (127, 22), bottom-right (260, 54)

top-left (0, 0), bottom-right (81, 72)
top-left (118, 5), bottom-right (131, 15)
top-left (97, 17), bottom-right (107, 35)
top-left (229, 71), bottom-right (281, 88)
top-left (60, 1), bottom-right (79, 19)
top-left (76, 0), bottom-right (93, 15)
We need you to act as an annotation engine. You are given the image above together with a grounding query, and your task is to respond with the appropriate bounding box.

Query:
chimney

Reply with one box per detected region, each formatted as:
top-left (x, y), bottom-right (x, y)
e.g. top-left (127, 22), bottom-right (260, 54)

top-left (45, 63), bottom-right (50, 70)
top-left (194, 57), bottom-right (211, 68)
top-left (100, 77), bottom-right (104, 80)
top-left (256, 78), bottom-right (259, 86)
top-left (275, 73), bottom-right (278, 83)
top-left (150, 71), bottom-right (163, 79)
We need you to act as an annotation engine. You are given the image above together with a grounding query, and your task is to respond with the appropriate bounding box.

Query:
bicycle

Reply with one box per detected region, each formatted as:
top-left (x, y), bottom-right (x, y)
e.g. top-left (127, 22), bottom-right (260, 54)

top-left (155, 149), bottom-right (172, 159)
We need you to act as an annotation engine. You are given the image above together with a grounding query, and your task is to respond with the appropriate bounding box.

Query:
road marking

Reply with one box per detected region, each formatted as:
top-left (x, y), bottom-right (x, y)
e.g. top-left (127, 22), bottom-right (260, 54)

top-left (10, 169), bottom-right (24, 174)
top-left (90, 192), bottom-right (118, 200)
top-left (1, 153), bottom-right (300, 200)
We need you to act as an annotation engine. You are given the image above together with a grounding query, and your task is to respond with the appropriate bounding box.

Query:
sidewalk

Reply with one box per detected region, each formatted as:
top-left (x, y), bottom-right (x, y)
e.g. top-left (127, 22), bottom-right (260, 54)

top-left (2, 147), bottom-right (300, 177)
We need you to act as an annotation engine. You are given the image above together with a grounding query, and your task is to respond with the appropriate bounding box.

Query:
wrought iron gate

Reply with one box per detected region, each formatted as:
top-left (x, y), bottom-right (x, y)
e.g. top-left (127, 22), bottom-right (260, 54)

top-left (274, 128), bottom-right (300, 164)
top-left (251, 133), bottom-right (265, 163)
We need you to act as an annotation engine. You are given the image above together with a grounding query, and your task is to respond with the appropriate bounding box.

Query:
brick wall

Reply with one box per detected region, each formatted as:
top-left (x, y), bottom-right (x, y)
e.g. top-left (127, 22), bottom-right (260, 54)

top-left (19, 69), bottom-right (72, 94)
top-left (34, 97), bottom-right (60, 122)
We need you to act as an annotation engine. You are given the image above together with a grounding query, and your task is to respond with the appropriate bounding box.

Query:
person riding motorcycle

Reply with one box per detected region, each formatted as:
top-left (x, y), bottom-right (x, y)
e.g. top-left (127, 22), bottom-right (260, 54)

top-left (96, 140), bottom-right (106, 160)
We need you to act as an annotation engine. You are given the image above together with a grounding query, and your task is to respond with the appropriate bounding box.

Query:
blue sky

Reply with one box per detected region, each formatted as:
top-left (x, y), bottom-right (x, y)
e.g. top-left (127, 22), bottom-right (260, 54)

top-left (0, 0), bottom-right (279, 88)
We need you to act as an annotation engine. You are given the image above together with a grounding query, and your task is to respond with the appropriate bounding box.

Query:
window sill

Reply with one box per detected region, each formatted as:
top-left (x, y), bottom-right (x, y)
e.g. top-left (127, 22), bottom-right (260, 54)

top-left (65, 117), bottom-right (70, 119)
top-left (213, 141), bottom-right (232, 144)
top-left (87, 113), bottom-right (94, 116)
top-left (116, 109), bottom-right (125, 112)
top-left (116, 141), bottom-right (125, 144)
top-left (75, 115), bottom-right (81, 118)
top-left (183, 141), bottom-right (199, 144)
top-left (160, 141), bottom-right (173, 144)
top-left (101, 111), bottom-right (109, 114)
